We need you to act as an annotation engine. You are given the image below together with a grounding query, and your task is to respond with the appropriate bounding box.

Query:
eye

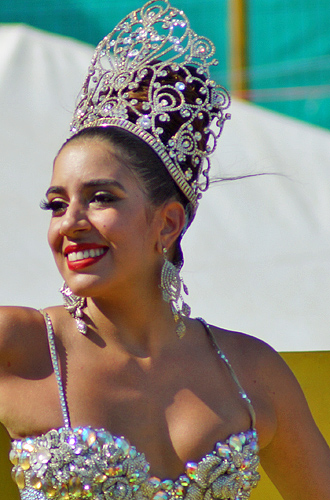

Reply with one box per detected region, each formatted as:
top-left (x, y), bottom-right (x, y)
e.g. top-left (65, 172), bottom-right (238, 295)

top-left (91, 192), bottom-right (119, 205)
top-left (40, 198), bottom-right (68, 215)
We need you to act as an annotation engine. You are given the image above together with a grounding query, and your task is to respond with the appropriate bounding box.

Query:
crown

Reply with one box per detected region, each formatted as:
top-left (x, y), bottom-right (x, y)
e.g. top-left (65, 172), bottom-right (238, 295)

top-left (70, 0), bottom-right (230, 210)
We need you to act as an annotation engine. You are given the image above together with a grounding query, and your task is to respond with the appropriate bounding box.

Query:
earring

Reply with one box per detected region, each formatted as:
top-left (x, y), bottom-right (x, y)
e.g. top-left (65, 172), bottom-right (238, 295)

top-left (160, 248), bottom-right (191, 339)
top-left (60, 283), bottom-right (88, 335)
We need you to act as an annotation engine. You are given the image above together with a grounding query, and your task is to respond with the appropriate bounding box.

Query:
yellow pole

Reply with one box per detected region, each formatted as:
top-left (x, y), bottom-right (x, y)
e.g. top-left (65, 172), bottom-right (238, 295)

top-left (228, 0), bottom-right (249, 99)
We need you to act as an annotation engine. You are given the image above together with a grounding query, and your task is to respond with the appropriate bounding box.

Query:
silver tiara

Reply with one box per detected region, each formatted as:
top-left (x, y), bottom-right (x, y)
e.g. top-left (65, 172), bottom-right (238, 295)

top-left (70, 0), bottom-right (230, 210)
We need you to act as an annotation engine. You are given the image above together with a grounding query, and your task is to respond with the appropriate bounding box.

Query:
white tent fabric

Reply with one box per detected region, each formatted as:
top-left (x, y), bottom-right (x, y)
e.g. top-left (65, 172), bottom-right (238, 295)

top-left (1, 24), bottom-right (330, 351)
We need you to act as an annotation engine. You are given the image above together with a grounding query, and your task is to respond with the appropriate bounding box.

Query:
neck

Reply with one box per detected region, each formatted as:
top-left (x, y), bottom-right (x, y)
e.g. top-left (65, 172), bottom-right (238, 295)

top-left (84, 286), bottom-right (180, 357)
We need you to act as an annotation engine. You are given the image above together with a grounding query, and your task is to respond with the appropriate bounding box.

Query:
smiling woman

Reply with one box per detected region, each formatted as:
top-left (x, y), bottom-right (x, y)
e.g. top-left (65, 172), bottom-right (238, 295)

top-left (1, 1), bottom-right (330, 500)
top-left (45, 137), bottom-right (165, 306)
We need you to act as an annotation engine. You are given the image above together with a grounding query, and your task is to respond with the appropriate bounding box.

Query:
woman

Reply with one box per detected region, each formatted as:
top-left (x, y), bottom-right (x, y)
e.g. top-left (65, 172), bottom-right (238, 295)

top-left (1, 1), bottom-right (330, 499)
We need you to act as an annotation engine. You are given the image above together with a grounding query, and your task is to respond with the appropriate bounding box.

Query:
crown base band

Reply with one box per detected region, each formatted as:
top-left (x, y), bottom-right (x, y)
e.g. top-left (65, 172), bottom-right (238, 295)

top-left (73, 118), bottom-right (200, 210)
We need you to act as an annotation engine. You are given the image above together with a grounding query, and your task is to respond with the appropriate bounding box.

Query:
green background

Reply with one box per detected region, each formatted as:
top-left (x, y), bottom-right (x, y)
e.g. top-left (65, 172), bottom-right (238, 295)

top-left (1, 0), bottom-right (330, 129)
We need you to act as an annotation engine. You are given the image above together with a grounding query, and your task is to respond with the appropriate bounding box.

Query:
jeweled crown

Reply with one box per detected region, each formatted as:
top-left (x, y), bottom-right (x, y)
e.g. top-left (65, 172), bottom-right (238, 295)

top-left (70, 0), bottom-right (230, 210)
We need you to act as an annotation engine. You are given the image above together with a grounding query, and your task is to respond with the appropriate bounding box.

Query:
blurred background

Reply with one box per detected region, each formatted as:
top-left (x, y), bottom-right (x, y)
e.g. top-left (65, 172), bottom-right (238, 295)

top-left (1, 0), bottom-right (330, 128)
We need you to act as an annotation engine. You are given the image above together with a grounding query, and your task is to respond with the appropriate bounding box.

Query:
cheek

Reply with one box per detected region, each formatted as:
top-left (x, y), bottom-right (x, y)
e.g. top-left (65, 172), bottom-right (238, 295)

top-left (47, 219), bottom-right (62, 255)
top-left (100, 213), bottom-right (149, 254)
top-left (93, 209), bottom-right (137, 237)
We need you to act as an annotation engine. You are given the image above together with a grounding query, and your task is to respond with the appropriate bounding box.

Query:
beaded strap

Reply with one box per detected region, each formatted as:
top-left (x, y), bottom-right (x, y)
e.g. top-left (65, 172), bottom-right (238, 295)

top-left (40, 311), bottom-right (71, 428)
top-left (197, 317), bottom-right (257, 428)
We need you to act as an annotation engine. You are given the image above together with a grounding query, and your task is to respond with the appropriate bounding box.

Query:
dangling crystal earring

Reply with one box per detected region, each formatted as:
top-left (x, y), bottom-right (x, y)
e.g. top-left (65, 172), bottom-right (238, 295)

top-left (60, 283), bottom-right (87, 335)
top-left (160, 248), bottom-right (191, 339)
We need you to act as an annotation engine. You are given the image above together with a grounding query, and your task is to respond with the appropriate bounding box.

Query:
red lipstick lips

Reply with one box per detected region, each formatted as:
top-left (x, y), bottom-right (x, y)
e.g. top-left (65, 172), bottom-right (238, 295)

top-left (64, 244), bottom-right (108, 271)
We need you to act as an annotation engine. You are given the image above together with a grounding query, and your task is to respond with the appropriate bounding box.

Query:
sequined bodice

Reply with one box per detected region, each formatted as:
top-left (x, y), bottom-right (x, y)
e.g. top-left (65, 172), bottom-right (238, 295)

top-left (10, 315), bottom-right (260, 500)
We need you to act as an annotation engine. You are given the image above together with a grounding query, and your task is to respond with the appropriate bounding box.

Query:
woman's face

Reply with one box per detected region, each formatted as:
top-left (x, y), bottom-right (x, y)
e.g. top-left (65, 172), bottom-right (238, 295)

top-left (47, 138), bottom-right (162, 298)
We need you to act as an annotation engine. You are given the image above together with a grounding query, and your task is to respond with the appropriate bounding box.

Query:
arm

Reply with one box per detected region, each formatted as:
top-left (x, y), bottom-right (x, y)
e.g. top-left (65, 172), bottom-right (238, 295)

top-left (0, 306), bottom-right (46, 426)
top-left (258, 346), bottom-right (330, 499)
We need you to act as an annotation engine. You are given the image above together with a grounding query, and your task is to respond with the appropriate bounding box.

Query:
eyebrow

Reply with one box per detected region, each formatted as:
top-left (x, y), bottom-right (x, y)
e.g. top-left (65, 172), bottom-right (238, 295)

top-left (45, 179), bottom-right (127, 197)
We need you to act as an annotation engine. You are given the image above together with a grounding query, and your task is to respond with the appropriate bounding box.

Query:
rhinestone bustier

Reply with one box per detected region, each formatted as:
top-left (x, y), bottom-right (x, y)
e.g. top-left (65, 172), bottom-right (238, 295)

top-left (10, 315), bottom-right (260, 500)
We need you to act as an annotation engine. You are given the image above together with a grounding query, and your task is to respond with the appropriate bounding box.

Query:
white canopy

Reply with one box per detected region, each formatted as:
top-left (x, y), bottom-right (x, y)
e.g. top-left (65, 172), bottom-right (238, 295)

top-left (1, 24), bottom-right (330, 351)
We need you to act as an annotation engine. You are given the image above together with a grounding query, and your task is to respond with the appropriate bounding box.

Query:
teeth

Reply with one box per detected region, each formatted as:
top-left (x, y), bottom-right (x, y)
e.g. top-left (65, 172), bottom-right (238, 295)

top-left (67, 248), bottom-right (106, 262)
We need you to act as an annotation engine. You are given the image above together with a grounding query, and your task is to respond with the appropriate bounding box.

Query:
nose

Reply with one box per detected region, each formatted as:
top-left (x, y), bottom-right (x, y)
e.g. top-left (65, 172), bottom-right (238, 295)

top-left (59, 203), bottom-right (92, 237)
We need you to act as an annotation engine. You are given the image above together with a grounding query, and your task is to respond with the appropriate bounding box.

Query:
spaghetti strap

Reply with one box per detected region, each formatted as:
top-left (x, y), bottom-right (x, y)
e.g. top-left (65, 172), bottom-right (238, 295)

top-left (197, 317), bottom-right (257, 428)
top-left (40, 310), bottom-right (71, 428)
top-left (38, 312), bottom-right (256, 431)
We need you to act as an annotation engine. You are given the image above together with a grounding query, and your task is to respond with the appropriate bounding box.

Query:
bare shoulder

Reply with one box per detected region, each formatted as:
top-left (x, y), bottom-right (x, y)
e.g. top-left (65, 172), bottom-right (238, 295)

top-left (0, 306), bottom-right (55, 365)
top-left (0, 305), bottom-right (44, 337)
top-left (206, 323), bottom-right (301, 406)
top-left (207, 323), bottom-right (281, 371)
top-left (0, 305), bottom-right (69, 374)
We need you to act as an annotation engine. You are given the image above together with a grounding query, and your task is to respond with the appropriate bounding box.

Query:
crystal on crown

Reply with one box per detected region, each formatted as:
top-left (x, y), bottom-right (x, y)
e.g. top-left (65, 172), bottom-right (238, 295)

top-left (70, 0), bottom-right (230, 211)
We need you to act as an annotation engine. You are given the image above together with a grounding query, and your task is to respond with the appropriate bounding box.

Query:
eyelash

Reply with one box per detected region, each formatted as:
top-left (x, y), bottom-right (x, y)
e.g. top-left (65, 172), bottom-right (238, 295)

top-left (40, 199), bottom-right (67, 214)
top-left (92, 193), bottom-right (119, 204)
top-left (40, 193), bottom-right (119, 214)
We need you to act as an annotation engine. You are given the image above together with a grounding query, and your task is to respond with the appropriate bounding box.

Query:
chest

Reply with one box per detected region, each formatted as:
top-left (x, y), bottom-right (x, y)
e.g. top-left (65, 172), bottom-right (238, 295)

top-left (6, 338), bottom-right (265, 500)
top-left (4, 342), bottom-right (255, 474)
top-left (10, 358), bottom-right (261, 498)
top-left (66, 347), bottom-right (255, 471)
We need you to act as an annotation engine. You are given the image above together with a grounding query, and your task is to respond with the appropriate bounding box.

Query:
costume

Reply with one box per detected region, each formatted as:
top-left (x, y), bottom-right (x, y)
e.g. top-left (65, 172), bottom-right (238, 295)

top-left (10, 314), bottom-right (260, 499)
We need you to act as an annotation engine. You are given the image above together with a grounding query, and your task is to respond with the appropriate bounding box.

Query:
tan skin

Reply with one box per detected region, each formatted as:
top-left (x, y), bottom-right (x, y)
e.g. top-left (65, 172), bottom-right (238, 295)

top-left (0, 138), bottom-right (330, 499)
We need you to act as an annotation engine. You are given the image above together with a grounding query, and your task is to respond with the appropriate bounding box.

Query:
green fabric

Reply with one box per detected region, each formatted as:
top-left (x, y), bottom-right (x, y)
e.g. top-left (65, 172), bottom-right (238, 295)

top-left (0, 0), bottom-right (228, 57)
top-left (1, 0), bottom-right (329, 129)
top-left (248, 0), bottom-right (330, 129)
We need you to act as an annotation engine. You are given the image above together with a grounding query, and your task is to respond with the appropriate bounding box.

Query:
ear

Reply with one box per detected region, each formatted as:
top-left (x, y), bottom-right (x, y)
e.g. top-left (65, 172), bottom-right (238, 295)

top-left (156, 201), bottom-right (186, 254)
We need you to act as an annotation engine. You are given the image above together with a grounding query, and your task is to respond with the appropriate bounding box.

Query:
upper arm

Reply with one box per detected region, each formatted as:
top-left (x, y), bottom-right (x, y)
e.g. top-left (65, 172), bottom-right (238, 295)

top-left (0, 307), bottom-right (47, 426)
top-left (258, 346), bottom-right (330, 499)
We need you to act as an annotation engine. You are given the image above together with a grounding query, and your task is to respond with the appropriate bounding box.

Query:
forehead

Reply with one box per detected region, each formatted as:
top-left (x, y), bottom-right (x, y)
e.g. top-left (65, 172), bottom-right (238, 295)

top-left (52, 138), bottom-right (134, 184)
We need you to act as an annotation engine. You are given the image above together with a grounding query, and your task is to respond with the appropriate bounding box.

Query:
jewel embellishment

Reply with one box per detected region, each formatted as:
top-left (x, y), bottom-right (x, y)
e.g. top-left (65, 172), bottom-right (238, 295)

top-left (60, 283), bottom-right (87, 335)
top-left (69, 0), bottom-right (230, 211)
top-left (10, 427), bottom-right (260, 499)
top-left (160, 248), bottom-right (191, 338)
